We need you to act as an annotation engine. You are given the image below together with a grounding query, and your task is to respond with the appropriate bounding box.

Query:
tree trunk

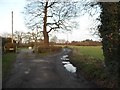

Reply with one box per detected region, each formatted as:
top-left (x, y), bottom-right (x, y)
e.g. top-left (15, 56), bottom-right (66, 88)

top-left (43, 31), bottom-right (49, 47)
top-left (99, 2), bottom-right (119, 87)
top-left (43, 1), bottom-right (49, 47)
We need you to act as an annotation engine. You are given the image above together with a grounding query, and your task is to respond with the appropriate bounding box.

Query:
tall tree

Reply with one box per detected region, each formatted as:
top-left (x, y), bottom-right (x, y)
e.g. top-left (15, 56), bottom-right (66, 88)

top-left (14, 31), bottom-right (24, 45)
top-left (24, 0), bottom-right (82, 47)
top-left (98, 2), bottom-right (120, 87)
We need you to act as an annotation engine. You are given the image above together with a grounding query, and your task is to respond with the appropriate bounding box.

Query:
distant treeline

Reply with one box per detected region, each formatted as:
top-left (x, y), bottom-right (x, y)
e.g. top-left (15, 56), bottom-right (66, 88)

top-left (1, 37), bottom-right (102, 50)
top-left (70, 40), bottom-right (102, 46)
top-left (55, 39), bottom-right (102, 46)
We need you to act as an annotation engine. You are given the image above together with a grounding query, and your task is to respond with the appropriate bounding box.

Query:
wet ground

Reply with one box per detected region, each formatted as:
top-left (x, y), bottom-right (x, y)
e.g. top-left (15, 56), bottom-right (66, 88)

top-left (3, 48), bottom-right (98, 88)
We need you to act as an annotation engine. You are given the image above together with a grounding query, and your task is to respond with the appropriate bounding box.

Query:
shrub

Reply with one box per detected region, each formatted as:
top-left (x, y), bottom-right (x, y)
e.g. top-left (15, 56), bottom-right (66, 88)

top-left (49, 46), bottom-right (62, 52)
top-left (37, 45), bottom-right (62, 53)
top-left (37, 45), bottom-right (50, 53)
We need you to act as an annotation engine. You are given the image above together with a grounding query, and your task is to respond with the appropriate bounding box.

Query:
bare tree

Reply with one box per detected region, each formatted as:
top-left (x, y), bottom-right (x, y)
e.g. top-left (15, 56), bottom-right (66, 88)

top-left (25, 32), bottom-right (34, 44)
top-left (2, 32), bottom-right (11, 38)
top-left (24, 0), bottom-right (83, 47)
top-left (50, 35), bottom-right (58, 43)
top-left (13, 31), bottom-right (24, 45)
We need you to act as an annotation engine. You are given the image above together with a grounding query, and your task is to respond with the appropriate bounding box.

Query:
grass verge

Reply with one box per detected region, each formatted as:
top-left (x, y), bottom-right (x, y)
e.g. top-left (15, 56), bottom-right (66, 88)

top-left (69, 48), bottom-right (117, 88)
top-left (2, 53), bottom-right (16, 80)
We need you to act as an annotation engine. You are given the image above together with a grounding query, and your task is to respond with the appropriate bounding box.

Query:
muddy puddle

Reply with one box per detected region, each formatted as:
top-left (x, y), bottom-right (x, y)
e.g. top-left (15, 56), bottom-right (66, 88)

top-left (61, 55), bottom-right (76, 73)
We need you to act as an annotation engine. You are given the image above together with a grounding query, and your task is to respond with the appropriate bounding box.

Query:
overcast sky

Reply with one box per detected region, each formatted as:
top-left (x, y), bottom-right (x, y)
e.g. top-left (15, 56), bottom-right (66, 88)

top-left (0, 0), bottom-right (101, 42)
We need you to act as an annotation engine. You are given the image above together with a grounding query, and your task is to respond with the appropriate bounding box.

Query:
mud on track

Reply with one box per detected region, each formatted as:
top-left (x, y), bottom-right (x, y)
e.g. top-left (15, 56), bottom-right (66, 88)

top-left (3, 48), bottom-right (98, 88)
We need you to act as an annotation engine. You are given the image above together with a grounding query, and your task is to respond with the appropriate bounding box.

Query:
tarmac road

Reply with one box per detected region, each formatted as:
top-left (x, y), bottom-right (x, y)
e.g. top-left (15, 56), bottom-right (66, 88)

top-left (2, 48), bottom-right (98, 88)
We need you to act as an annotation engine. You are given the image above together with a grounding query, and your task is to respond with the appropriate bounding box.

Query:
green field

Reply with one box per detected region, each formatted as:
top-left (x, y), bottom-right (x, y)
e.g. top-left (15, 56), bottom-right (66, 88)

top-left (70, 46), bottom-right (104, 60)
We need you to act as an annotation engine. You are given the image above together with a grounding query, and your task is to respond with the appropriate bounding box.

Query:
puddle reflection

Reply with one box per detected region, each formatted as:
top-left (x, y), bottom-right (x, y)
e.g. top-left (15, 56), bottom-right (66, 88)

top-left (61, 55), bottom-right (77, 73)
top-left (24, 68), bottom-right (31, 74)
top-left (64, 63), bottom-right (76, 73)
top-left (62, 61), bottom-right (70, 65)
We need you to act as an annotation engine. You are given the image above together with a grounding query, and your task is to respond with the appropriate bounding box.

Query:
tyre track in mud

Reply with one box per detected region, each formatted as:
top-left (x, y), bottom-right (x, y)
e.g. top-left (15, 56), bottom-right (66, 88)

top-left (3, 48), bottom-right (98, 88)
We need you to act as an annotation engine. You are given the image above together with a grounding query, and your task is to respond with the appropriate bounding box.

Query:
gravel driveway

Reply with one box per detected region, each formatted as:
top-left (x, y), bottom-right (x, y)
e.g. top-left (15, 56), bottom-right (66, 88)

top-left (3, 48), bottom-right (98, 88)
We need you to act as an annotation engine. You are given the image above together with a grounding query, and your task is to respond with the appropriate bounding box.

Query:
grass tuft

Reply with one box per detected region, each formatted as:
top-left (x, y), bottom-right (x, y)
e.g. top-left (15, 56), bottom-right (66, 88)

top-left (2, 53), bottom-right (16, 80)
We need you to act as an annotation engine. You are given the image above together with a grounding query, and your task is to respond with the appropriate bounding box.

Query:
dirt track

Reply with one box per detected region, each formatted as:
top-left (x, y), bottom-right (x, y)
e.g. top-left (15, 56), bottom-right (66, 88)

top-left (3, 48), bottom-right (98, 88)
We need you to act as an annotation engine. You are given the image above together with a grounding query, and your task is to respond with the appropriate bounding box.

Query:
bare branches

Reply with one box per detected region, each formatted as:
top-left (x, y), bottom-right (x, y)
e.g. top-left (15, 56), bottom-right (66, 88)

top-left (24, 0), bottom-right (100, 38)
top-left (24, 0), bottom-right (82, 32)
top-left (47, 2), bottom-right (57, 8)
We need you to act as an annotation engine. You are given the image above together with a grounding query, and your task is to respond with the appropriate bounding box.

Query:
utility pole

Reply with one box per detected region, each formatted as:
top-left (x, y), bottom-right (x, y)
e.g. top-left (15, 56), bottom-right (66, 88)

top-left (12, 11), bottom-right (13, 43)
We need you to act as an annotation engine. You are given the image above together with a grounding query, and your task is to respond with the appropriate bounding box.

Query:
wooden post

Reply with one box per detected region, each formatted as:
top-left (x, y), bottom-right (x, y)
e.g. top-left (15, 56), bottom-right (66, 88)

top-left (12, 11), bottom-right (13, 43)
